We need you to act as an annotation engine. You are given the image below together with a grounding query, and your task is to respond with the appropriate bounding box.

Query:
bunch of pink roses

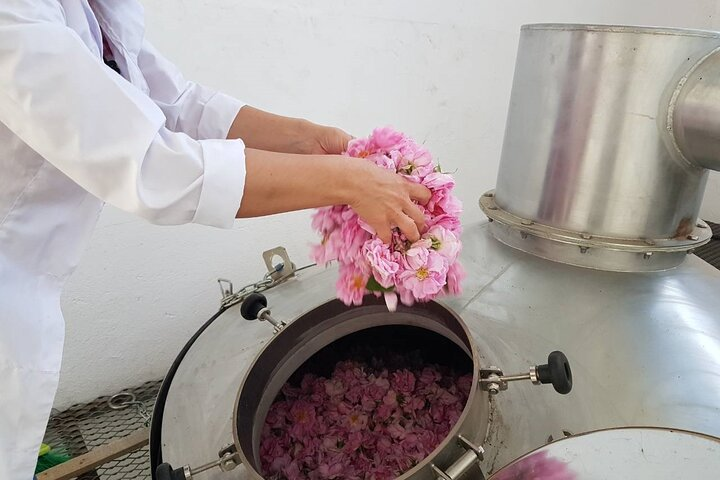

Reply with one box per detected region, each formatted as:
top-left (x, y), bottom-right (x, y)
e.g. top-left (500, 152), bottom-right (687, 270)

top-left (260, 352), bottom-right (472, 480)
top-left (311, 127), bottom-right (465, 310)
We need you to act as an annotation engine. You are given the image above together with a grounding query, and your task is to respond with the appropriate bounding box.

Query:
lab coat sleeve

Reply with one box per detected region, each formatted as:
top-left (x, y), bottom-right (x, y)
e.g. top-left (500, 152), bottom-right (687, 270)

top-left (0, 10), bottom-right (245, 228)
top-left (137, 40), bottom-right (245, 141)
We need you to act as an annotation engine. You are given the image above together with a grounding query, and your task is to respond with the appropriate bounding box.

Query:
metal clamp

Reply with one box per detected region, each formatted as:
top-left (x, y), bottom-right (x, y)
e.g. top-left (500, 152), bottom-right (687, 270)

top-left (431, 435), bottom-right (485, 480)
top-left (479, 366), bottom-right (541, 395)
top-left (262, 247), bottom-right (296, 282)
top-left (480, 351), bottom-right (573, 395)
top-left (156, 445), bottom-right (241, 480)
top-left (217, 247), bottom-right (299, 309)
top-left (240, 293), bottom-right (286, 333)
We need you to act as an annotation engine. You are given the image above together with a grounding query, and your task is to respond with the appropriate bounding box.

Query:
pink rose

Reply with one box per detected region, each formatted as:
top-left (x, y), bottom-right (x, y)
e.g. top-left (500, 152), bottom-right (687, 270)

top-left (367, 153), bottom-right (396, 170)
top-left (419, 367), bottom-right (441, 385)
top-left (425, 225), bottom-right (461, 262)
top-left (397, 245), bottom-right (448, 301)
top-left (363, 237), bottom-right (401, 289)
top-left (390, 370), bottom-right (416, 394)
top-left (345, 137), bottom-right (371, 158)
top-left (445, 261), bottom-right (465, 296)
top-left (369, 126), bottom-right (406, 153)
top-left (324, 378), bottom-right (345, 397)
top-left (427, 213), bottom-right (462, 234)
top-left (336, 263), bottom-right (370, 306)
top-left (395, 144), bottom-right (434, 179)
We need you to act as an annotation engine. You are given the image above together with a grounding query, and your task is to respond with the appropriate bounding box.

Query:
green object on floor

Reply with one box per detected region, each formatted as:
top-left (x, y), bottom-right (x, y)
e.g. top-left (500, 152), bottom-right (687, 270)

top-left (35, 443), bottom-right (71, 474)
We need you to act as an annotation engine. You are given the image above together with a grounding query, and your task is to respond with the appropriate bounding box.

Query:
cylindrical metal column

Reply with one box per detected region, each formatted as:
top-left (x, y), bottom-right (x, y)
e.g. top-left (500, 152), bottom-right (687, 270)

top-left (482, 24), bottom-right (719, 271)
top-left (671, 46), bottom-right (720, 172)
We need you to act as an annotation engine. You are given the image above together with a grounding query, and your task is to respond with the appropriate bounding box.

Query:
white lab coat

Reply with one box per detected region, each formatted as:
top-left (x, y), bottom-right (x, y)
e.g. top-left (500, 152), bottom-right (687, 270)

top-left (0, 1), bottom-right (247, 478)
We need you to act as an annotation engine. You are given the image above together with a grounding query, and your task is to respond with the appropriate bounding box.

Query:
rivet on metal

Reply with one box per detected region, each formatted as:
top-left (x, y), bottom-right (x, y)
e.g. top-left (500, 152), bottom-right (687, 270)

top-left (687, 235), bottom-right (699, 241)
top-left (488, 206), bottom-right (498, 211)
top-left (521, 219), bottom-right (534, 226)
top-left (643, 252), bottom-right (653, 259)
top-left (483, 192), bottom-right (494, 198)
top-left (579, 246), bottom-right (589, 254)
top-left (520, 232), bottom-right (529, 239)
top-left (487, 218), bottom-right (494, 223)
top-left (580, 233), bottom-right (592, 240)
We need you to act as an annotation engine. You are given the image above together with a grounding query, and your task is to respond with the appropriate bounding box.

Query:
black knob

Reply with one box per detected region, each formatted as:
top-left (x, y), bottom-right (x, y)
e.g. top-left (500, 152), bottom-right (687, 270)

top-left (536, 351), bottom-right (573, 394)
top-left (241, 293), bottom-right (268, 320)
top-left (156, 462), bottom-right (187, 480)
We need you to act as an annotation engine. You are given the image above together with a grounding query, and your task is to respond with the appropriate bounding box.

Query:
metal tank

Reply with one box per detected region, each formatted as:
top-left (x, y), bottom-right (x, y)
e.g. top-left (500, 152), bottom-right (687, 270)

top-left (483, 24), bottom-right (720, 272)
top-left (150, 24), bottom-right (720, 480)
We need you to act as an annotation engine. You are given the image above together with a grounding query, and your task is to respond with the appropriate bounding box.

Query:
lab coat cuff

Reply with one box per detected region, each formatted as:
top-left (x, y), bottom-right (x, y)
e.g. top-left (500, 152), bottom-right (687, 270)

top-left (197, 92), bottom-right (245, 140)
top-left (193, 139), bottom-right (246, 228)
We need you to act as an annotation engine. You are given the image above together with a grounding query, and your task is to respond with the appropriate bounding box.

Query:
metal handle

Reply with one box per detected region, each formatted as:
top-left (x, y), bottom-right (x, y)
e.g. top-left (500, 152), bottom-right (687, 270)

top-left (155, 445), bottom-right (240, 480)
top-left (240, 293), bottom-right (286, 333)
top-left (480, 351), bottom-right (573, 395)
top-left (431, 435), bottom-right (486, 480)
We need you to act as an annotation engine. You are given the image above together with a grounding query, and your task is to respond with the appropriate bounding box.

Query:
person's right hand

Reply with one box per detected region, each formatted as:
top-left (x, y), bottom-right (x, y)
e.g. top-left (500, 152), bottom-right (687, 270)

top-left (346, 158), bottom-right (432, 244)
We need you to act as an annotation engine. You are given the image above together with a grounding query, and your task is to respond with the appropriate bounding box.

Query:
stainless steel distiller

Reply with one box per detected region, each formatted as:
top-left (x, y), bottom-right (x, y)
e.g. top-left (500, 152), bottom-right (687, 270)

top-left (150, 24), bottom-right (720, 480)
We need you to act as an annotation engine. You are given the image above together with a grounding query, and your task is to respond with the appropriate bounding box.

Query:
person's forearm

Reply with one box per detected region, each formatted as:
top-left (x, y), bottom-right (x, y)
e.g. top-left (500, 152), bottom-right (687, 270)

top-left (228, 106), bottom-right (315, 153)
top-left (237, 148), bottom-right (356, 218)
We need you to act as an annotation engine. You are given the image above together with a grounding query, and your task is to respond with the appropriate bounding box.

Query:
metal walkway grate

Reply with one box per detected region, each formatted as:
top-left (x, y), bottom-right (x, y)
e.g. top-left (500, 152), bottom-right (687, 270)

top-left (695, 221), bottom-right (720, 269)
top-left (42, 380), bottom-right (161, 480)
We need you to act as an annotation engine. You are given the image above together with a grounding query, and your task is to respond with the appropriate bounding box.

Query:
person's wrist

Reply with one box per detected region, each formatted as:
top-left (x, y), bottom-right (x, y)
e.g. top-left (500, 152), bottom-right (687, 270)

top-left (335, 157), bottom-right (366, 205)
top-left (290, 119), bottom-right (319, 153)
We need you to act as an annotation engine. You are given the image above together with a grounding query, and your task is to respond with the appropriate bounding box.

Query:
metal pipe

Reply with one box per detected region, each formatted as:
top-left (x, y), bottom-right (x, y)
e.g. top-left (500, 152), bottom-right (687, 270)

top-left (671, 46), bottom-right (720, 172)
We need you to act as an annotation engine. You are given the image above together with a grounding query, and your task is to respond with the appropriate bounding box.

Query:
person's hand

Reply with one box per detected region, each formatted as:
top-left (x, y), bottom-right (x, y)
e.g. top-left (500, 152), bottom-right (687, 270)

top-left (346, 159), bottom-right (432, 243)
top-left (301, 124), bottom-right (353, 155)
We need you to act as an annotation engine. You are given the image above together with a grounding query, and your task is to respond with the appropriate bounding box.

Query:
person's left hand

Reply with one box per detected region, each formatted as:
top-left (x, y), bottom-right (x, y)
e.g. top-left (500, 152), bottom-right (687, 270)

top-left (303, 125), bottom-right (353, 155)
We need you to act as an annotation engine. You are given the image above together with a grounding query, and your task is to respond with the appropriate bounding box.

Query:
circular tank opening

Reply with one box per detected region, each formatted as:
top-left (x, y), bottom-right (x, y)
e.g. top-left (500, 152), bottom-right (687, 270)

top-left (234, 298), bottom-right (484, 480)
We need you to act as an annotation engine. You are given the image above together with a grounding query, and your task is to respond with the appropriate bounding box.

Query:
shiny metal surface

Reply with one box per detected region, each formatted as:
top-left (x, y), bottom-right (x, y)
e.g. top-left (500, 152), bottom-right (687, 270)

top-left (232, 299), bottom-right (490, 480)
top-left (492, 24), bottom-right (720, 269)
top-left (671, 47), bottom-right (720, 172)
top-left (481, 192), bottom-right (712, 272)
top-left (158, 222), bottom-right (720, 477)
top-left (488, 427), bottom-right (720, 479)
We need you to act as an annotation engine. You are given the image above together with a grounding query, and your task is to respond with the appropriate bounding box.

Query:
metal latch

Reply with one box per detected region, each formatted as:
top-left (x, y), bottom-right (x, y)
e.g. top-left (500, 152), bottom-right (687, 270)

top-left (156, 444), bottom-right (241, 480)
top-left (431, 435), bottom-right (486, 480)
top-left (217, 247), bottom-right (297, 309)
top-left (480, 351), bottom-right (573, 395)
top-left (240, 292), bottom-right (286, 333)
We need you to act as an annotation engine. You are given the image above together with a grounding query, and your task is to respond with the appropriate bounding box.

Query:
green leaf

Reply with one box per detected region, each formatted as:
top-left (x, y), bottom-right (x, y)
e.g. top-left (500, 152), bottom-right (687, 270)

top-left (366, 276), bottom-right (395, 292)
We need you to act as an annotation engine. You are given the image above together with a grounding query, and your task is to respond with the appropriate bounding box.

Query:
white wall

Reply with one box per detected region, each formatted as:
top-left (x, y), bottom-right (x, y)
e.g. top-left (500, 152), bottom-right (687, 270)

top-left (55, 0), bottom-right (719, 408)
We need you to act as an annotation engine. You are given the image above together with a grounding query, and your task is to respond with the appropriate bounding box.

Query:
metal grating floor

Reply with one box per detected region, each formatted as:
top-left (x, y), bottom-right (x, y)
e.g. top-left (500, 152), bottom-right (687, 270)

top-left (695, 221), bottom-right (720, 269)
top-left (42, 380), bottom-right (161, 480)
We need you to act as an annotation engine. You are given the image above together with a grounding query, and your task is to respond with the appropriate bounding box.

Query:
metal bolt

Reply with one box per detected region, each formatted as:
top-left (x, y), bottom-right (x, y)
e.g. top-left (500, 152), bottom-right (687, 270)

top-left (520, 232), bottom-right (528, 239)
top-left (644, 239), bottom-right (656, 246)
top-left (483, 192), bottom-right (494, 198)
top-left (488, 206), bottom-right (498, 211)
top-left (643, 252), bottom-right (653, 259)
top-left (580, 233), bottom-right (592, 240)
top-left (579, 246), bottom-right (589, 254)
top-left (487, 218), bottom-right (494, 223)
top-left (521, 219), bottom-right (533, 226)
top-left (697, 223), bottom-right (708, 229)
top-left (687, 235), bottom-right (699, 241)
